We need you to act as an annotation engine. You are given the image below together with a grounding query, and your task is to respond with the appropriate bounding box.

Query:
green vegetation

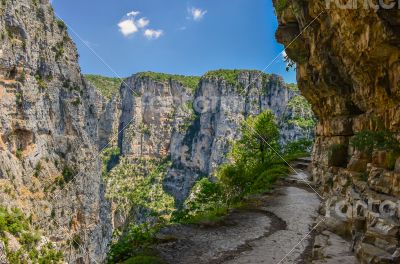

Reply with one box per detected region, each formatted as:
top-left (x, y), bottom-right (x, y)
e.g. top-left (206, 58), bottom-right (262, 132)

top-left (105, 110), bottom-right (313, 262)
top-left (72, 98), bottom-right (81, 106)
top-left (62, 166), bottom-right (74, 184)
top-left (35, 74), bottom-right (47, 89)
top-left (203, 69), bottom-right (267, 88)
top-left (101, 147), bottom-right (120, 176)
top-left (107, 224), bottom-right (162, 263)
top-left (85, 74), bottom-right (123, 99)
top-left (34, 162), bottom-right (42, 177)
top-left (286, 83), bottom-right (298, 91)
top-left (0, 207), bottom-right (63, 263)
top-left (15, 93), bottom-right (22, 105)
top-left (56, 19), bottom-right (67, 31)
top-left (275, 0), bottom-right (288, 13)
top-left (351, 130), bottom-right (400, 156)
top-left (137, 72), bottom-right (200, 92)
top-left (15, 148), bottom-right (23, 160)
top-left (283, 138), bottom-right (313, 160)
top-left (204, 69), bottom-right (243, 86)
top-left (52, 42), bottom-right (64, 61)
top-left (175, 110), bottom-right (306, 224)
top-left (122, 254), bottom-right (166, 264)
top-left (284, 95), bottom-right (316, 135)
top-left (104, 157), bottom-right (175, 263)
top-left (358, 172), bottom-right (368, 181)
top-left (17, 70), bottom-right (26, 83)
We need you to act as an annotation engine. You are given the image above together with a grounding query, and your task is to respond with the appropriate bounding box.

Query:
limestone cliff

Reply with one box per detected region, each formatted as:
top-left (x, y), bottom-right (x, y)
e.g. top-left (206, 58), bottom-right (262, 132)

top-left (274, 0), bottom-right (400, 262)
top-left (0, 0), bottom-right (111, 262)
top-left (106, 70), bottom-right (314, 206)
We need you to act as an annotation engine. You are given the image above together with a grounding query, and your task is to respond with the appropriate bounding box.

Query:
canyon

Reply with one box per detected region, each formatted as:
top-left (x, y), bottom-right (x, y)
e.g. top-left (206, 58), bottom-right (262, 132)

top-left (0, 0), bottom-right (313, 263)
top-left (0, 0), bottom-right (399, 263)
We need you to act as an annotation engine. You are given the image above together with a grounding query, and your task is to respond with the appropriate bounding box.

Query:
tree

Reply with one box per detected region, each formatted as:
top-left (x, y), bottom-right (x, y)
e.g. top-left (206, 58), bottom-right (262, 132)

top-left (217, 110), bottom-right (281, 195)
top-left (238, 110), bottom-right (280, 165)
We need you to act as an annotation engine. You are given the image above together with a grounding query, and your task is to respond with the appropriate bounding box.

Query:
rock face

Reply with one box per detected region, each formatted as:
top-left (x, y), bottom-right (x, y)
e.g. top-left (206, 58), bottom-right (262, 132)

top-left (112, 71), bottom-right (313, 204)
top-left (0, 0), bottom-right (111, 262)
top-left (274, 0), bottom-right (400, 263)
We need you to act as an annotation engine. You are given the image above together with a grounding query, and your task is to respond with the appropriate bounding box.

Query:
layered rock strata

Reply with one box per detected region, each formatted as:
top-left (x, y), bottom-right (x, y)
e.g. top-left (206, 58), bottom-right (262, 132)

top-left (0, 0), bottom-right (112, 262)
top-left (274, 0), bottom-right (400, 262)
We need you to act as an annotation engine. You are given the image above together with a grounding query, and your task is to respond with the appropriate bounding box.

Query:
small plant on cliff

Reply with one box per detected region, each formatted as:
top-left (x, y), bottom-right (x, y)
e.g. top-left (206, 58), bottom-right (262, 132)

top-left (62, 166), bottom-right (75, 184)
top-left (35, 74), bottom-right (47, 89)
top-left (275, 0), bottom-right (288, 13)
top-left (56, 19), bottom-right (67, 31)
top-left (15, 148), bottom-right (23, 160)
top-left (351, 130), bottom-right (400, 156)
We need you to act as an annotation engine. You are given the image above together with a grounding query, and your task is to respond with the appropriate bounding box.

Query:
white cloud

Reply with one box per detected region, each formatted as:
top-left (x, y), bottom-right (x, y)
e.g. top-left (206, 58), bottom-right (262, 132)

top-left (137, 17), bottom-right (150, 28)
top-left (118, 11), bottom-right (163, 39)
top-left (144, 29), bottom-right (163, 39)
top-left (127, 11), bottom-right (140, 17)
top-left (118, 19), bottom-right (138, 37)
top-left (189, 7), bottom-right (207, 21)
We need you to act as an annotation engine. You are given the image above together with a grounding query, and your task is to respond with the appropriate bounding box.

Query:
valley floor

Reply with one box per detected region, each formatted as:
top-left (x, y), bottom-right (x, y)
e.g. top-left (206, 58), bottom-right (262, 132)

top-left (153, 169), bottom-right (357, 264)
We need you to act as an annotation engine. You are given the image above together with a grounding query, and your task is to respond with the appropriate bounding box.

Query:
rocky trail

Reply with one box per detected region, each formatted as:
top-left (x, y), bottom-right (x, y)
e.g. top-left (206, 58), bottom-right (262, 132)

top-left (154, 159), bottom-right (357, 264)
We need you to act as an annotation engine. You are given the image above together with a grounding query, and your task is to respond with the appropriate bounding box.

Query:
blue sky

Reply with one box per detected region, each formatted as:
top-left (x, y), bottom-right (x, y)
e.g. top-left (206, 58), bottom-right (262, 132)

top-left (52, 0), bottom-right (296, 83)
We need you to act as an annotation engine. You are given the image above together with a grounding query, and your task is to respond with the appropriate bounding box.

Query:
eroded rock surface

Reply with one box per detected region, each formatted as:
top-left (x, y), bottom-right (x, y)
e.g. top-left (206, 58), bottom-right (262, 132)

top-left (274, 0), bottom-right (400, 262)
top-left (0, 0), bottom-right (111, 262)
top-left (111, 71), bottom-right (314, 204)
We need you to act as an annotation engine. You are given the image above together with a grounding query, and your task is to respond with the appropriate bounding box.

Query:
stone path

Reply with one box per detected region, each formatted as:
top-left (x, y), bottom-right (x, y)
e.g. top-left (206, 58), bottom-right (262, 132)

top-left (154, 168), bottom-right (357, 264)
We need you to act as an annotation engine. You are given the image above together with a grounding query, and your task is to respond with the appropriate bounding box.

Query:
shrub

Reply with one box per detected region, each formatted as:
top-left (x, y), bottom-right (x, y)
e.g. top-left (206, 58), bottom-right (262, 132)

top-left (177, 178), bottom-right (228, 223)
top-left (0, 207), bottom-right (29, 236)
top-left (56, 19), bottom-right (67, 31)
top-left (35, 75), bottom-right (47, 89)
top-left (107, 224), bottom-right (159, 263)
top-left (34, 162), bottom-right (42, 177)
top-left (15, 148), bottom-right (23, 159)
top-left (62, 166), bottom-right (75, 184)
top-left (284, 139), bottom-right (313, 159)
top-left (351, 130), bottom-right (400, 156)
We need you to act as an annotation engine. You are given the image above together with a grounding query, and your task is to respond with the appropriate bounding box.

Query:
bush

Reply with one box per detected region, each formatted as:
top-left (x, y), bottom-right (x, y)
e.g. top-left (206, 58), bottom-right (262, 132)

top-left (351, 130), bottom-right (400, 155)
top-left (0, 207), bottom-right (29, 236)
top-left (56, 19), bottom-right (67, 31)
top-left (62, 166), bottom-right (75, 184)
top-left (15, 148), bottom-right (23, 159)
top-left (284, 139), bottom-right (313, 159)
top-left (107, 224), bottom-right (159, 263)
